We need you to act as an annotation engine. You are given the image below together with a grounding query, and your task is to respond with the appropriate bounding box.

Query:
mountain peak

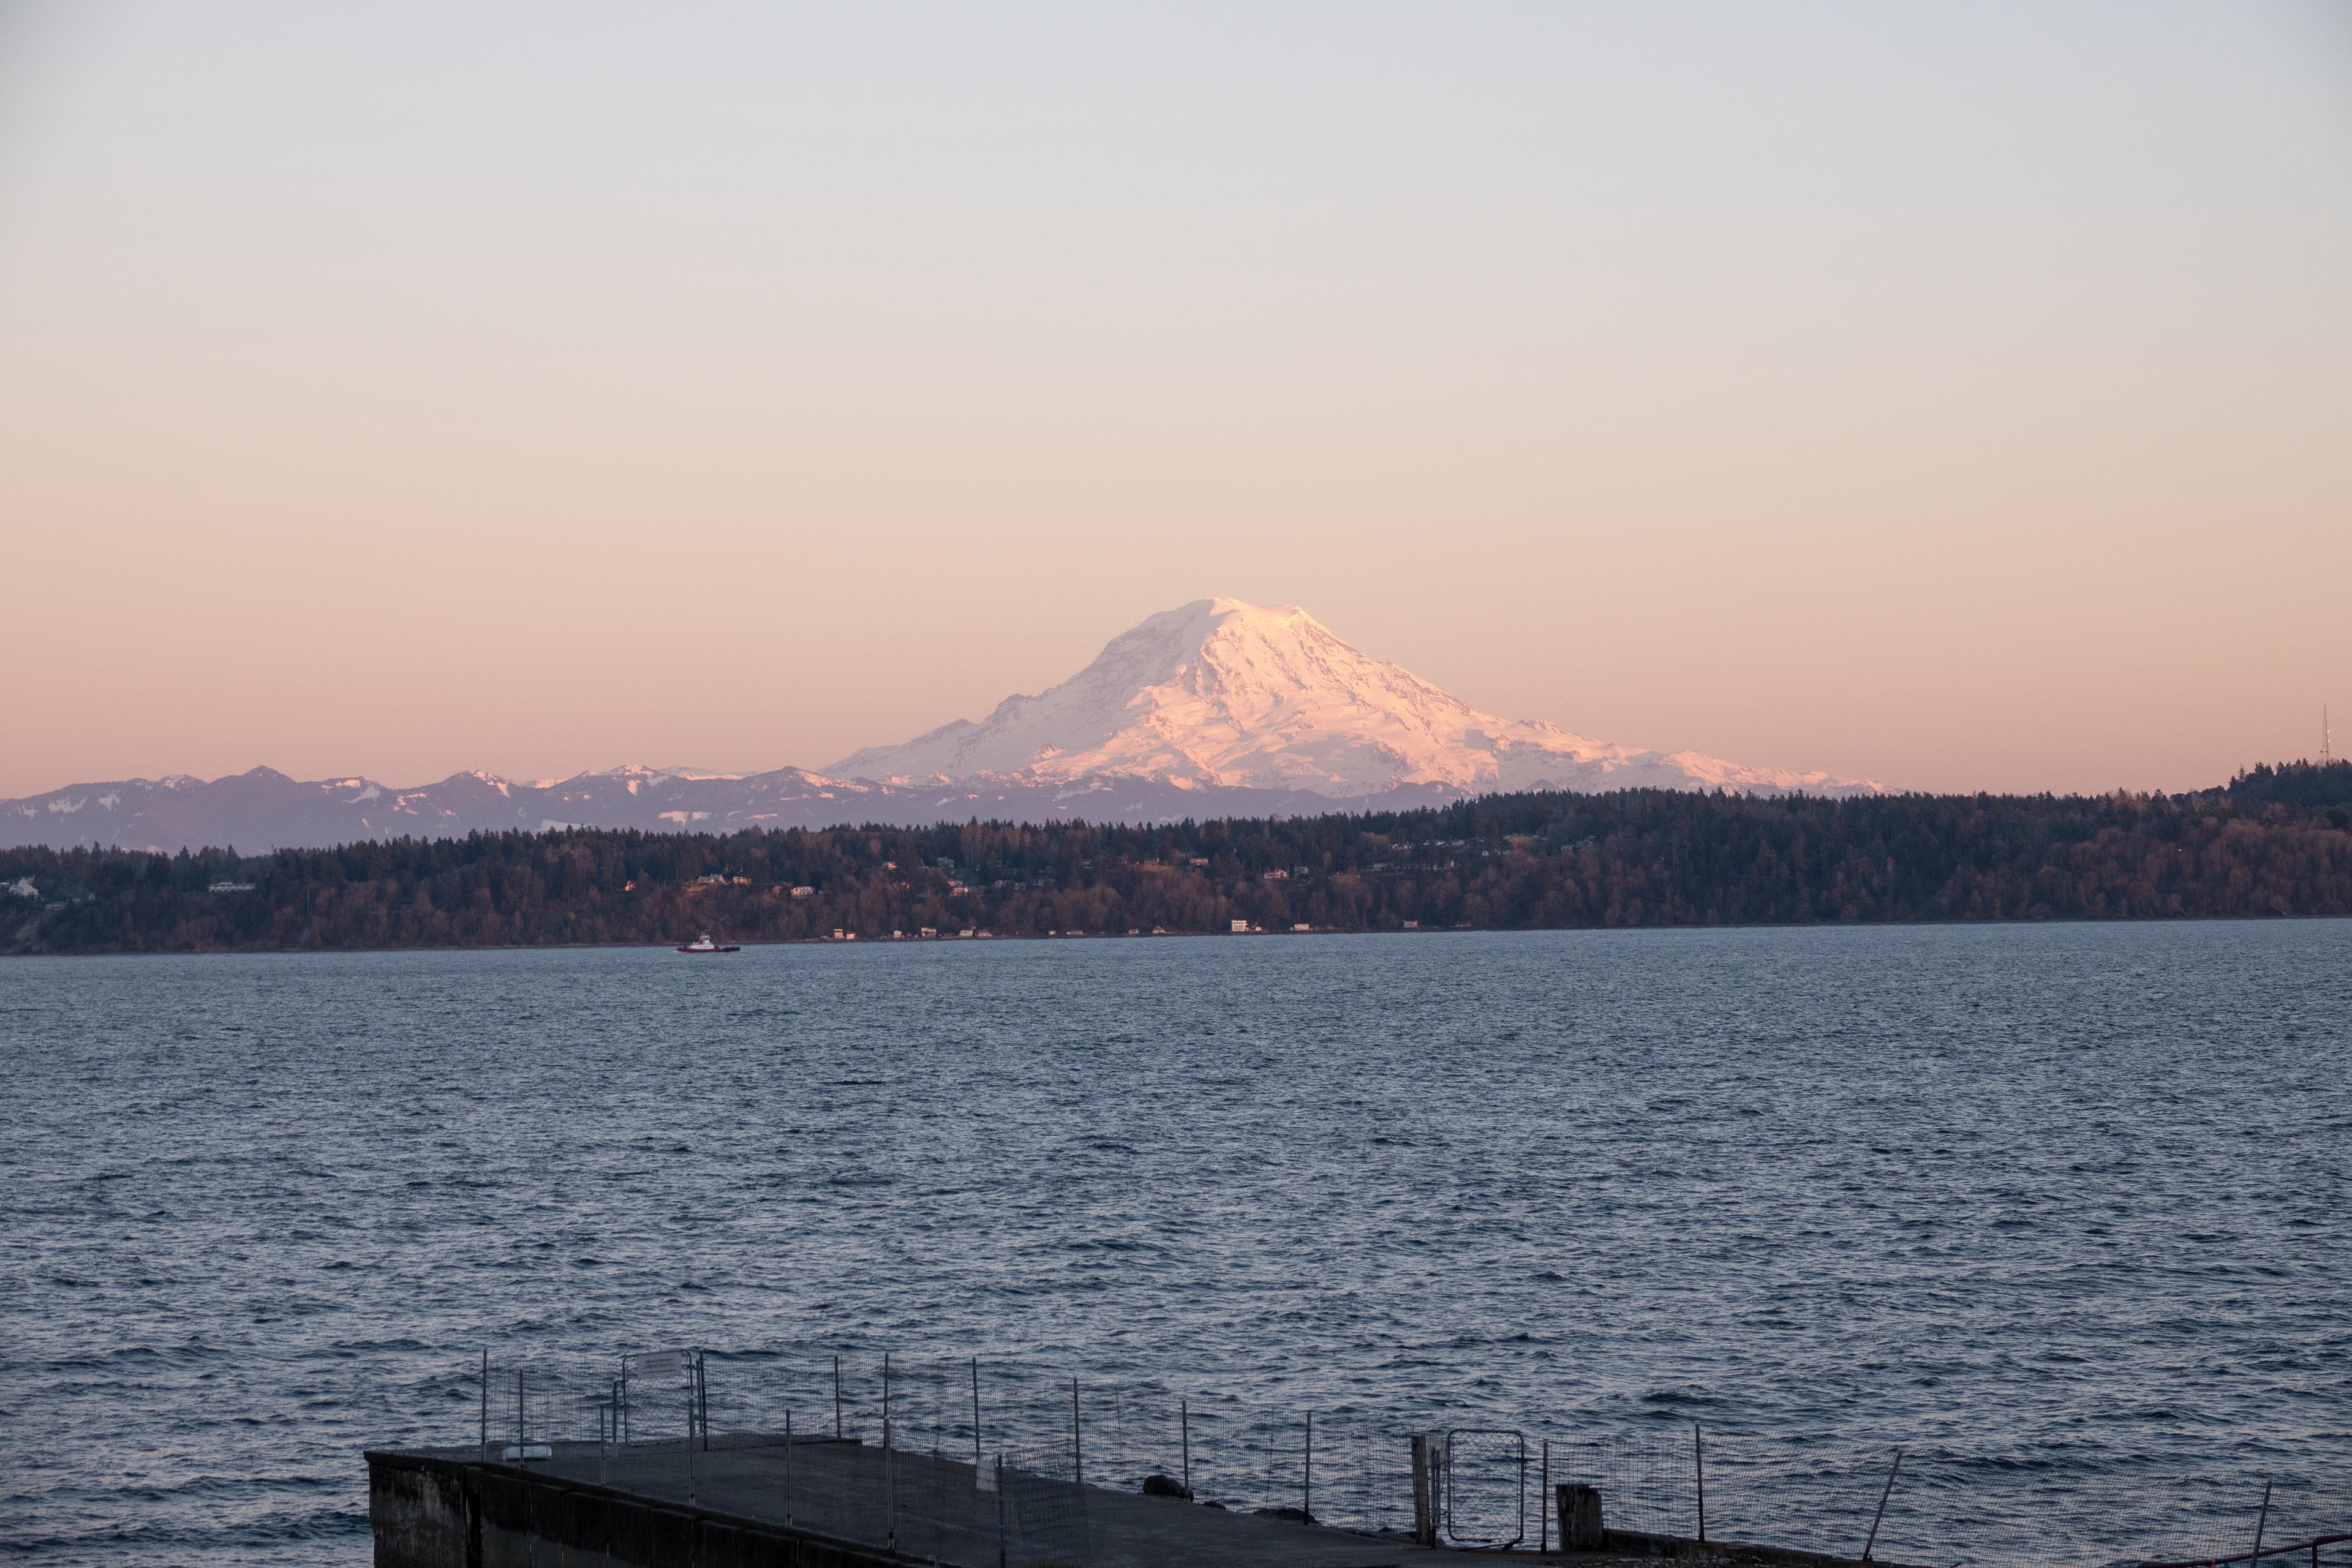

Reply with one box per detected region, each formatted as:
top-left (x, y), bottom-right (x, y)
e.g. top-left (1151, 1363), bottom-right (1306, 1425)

top-left (827, 598), bottom-right (1879, 798)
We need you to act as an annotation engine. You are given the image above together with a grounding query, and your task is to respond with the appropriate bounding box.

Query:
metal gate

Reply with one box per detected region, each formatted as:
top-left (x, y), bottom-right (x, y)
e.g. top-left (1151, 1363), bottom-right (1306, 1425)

top-left (1439, 1428), bottom-right (1528, 1549)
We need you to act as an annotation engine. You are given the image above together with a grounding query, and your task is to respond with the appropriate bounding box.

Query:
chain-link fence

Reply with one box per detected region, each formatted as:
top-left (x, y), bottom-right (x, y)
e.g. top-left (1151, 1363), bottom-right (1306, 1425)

top-left (470, 1348), bottom-right (715, 1457)
top-left (448, 1348), bottom-right (2346, 1568)
top-left (1000, 1441), bottom-right (1093, 1568)
top-left (1545, 1427), bottom-right (1698, 1540)
top-left (710, 1355), bottom-right (1410, 1528)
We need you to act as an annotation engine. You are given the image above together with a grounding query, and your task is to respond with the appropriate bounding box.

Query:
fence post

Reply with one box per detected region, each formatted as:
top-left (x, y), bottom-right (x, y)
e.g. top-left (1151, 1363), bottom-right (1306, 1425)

top-left (834, 1354), bottom-right (843, 1439)
top-left (1303, 1411), bottom-right (1313, 1521)
top-left (783, 1408), bottom-right (793, 1526)
top-left (995, 1455), bottom-right (1009, 1568)
top-left (516, 1370), bottom-right (525, 1450)
top-left (479, 1350), bottom-right (489, 1461)
top-left (971, 1357), bottom-right (982, 1469)
top-left (1071, 1379), bottom-right (1084, 1486)
top-left (2252, 1482), bottom-right (2272, 1564)
top-left (1541, 1441), bottom-right (1550, 1553)
top-left (1181, 1398), bottom-right (1191, 1499)
top-left (1862, 1448), bottom-right (1904, 1562)
top-left (885, 1352), bottom-right (897, 1551)
top-left (1695, 1421), bottom-right (1706, 1543)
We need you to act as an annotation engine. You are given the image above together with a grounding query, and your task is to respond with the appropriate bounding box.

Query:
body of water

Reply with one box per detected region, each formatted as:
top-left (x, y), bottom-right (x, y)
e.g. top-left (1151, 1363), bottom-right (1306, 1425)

top-left (3, 923), bottom-right (2346, 1566)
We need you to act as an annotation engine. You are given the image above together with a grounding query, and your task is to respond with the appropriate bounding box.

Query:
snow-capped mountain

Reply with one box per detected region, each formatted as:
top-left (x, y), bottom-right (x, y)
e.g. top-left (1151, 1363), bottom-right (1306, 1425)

top-left (831, 598), bottom-right (1878, 799)
top-left (1, 598), bottom-right (1878, 852)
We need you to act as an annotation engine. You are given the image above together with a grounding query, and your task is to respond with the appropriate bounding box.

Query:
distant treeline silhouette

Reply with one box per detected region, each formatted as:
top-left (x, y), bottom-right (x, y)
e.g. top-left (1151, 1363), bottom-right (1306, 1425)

top-left (6, 763), bottom-right (2350, 954)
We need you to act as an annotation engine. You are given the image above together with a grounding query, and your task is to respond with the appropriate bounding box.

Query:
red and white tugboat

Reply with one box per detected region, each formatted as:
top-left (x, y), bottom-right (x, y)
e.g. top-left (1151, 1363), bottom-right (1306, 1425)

top-left (676, 933), bottom-right (740, 954)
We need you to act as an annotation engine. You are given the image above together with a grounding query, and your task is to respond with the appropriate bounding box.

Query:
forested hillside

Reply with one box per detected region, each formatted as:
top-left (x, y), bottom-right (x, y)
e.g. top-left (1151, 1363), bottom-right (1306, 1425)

top-left (6, 765), bottom-right (2349, 954)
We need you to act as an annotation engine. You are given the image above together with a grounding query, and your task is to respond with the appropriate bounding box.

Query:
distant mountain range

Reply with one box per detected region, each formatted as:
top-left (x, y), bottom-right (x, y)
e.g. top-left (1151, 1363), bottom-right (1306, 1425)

top-left (0, 763), bottom-right (1487, 855)
top-left (4, 598), bottom-right (1880, 851)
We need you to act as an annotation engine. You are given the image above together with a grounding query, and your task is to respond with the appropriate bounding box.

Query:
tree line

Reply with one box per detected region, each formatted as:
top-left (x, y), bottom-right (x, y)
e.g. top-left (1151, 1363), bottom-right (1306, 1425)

top-left (6, 763), bottom-right (2349, 954)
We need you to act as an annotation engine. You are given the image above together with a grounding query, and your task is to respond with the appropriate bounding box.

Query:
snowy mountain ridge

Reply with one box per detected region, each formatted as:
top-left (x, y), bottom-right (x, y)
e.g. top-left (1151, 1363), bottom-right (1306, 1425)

top-left (830, 598), bottom-right (1878, 799)
top-left (2, 599), bottom-right (1879, 851)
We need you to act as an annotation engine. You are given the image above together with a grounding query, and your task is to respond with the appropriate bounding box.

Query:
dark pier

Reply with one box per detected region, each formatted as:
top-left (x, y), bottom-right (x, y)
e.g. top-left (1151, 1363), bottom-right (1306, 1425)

top-left (368, 1432), bottom-right (1928, 1568)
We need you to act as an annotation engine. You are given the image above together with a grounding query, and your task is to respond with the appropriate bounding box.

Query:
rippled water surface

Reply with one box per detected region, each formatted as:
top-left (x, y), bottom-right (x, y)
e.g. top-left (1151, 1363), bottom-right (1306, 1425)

top-left (4, 924), bottom-right (2348, 1566)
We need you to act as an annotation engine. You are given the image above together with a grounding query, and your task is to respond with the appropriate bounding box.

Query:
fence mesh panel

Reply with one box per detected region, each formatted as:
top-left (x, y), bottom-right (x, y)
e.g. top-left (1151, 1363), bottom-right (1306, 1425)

top-left (1544, 1427), bottom-right (1698, 1539)
top-left (1003, 1441), bottom-right (1093, 1568)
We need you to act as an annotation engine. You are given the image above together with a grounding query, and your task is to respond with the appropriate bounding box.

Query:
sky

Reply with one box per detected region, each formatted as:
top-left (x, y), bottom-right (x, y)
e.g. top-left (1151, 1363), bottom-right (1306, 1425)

top-left (2, 1), bottom-right (2347, 799)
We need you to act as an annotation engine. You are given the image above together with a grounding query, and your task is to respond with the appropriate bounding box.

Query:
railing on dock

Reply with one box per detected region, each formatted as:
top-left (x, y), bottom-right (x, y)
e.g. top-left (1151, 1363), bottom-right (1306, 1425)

top-left (453, 1345), bottom-right (2348, 1568)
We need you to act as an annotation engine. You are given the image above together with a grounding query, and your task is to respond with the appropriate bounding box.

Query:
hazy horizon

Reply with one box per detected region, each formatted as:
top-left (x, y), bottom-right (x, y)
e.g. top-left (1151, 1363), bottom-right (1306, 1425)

top-left (5, 2), bottom-right (2347, 799)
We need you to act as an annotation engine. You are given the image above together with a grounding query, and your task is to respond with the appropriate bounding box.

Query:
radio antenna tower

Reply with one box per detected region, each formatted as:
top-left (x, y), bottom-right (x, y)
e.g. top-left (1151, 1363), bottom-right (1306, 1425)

top-left (2325, 706), bottom-right (2333, 767)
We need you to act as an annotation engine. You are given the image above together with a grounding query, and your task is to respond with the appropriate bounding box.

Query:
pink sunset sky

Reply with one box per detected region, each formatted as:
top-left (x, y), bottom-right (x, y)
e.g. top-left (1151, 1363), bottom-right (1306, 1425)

top-left (2, 2), bottom-right (2347, 800)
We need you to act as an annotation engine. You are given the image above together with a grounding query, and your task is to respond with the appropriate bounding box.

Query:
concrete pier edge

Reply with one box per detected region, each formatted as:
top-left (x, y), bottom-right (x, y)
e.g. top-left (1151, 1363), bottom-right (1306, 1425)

top-left (369, 1444), bottom-right (1940, 1568)
top-left (367, 1447), bottom-right (914, 1568)
top-left (1599, 1526), bottom-right (1932, 1568)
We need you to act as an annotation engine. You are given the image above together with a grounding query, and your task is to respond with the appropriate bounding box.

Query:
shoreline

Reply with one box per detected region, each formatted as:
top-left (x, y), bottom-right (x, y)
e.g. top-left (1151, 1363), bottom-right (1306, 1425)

top-left (6, 910), bottom-right (2347, 960)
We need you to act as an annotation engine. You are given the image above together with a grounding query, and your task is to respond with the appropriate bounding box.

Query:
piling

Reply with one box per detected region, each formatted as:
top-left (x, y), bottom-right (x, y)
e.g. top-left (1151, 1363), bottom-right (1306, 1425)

top-left (1558, 1482), bottom-right (1604, 1550)
top-left (1411, 1433), bottom-right (1437, 1547)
